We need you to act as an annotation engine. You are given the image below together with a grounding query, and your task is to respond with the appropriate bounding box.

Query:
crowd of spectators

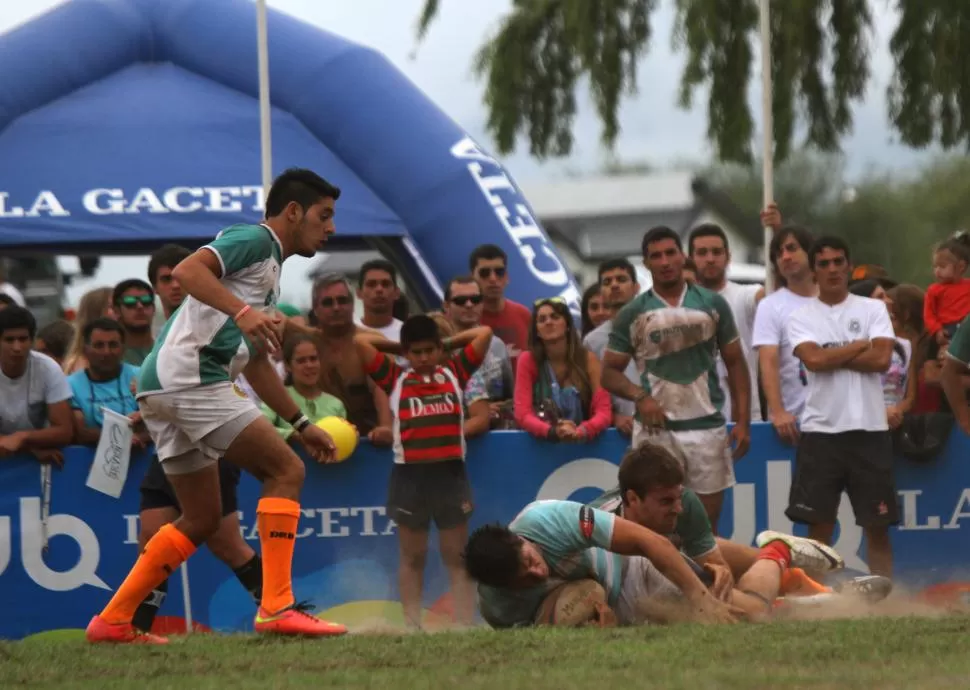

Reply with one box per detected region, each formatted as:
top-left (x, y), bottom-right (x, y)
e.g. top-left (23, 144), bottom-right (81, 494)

top-left (2, 202), bottom-right (969, 612)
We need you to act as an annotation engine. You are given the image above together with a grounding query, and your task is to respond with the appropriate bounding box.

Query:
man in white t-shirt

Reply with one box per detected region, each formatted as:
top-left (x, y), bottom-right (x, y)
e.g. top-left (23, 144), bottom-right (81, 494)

top-left (582, 258), bottom-right (641, 435)
top-left (752, 209), bottom-right (819, 444)
top-left (0, 305), bottom-right (74, 463)
top-left (354, 259), bottom-right (403, 340)
top-left (688, 224), bottom-right (764, 423)
top-left (786, 236), bottom-right (897, 578)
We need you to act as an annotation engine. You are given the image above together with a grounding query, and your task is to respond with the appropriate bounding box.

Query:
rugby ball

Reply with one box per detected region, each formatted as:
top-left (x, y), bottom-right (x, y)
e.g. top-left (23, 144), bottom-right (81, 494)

top-left (534, 579), bottom-right (609, 627)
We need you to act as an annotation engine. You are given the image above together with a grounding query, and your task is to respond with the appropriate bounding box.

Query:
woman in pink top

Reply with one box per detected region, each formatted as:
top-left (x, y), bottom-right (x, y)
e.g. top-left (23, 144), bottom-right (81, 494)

top-left (514, 297), bottom-right (612, 442)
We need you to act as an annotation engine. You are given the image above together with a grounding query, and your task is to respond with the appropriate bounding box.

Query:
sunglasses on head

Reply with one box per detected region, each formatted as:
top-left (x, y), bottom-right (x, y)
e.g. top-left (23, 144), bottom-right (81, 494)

top-left (319, 295), bottom-right (352, 308)
top-left (120, 294), bottom-right (154, 307)
top-left (534, 296), bottom-right (567, 308)
top-left (477, 266), bottom-right (506, 279)
top-left (450, 294), bottom-right (483, 307)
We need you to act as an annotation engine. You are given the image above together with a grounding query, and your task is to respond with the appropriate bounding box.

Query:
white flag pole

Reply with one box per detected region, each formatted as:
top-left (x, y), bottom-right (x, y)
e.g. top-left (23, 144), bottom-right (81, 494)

top-left (759, 0), bottom-right (775, 294)
top-left (256, 0), bottom-right (273, 195)
top-left (181, 562), bottom-right (194, 634)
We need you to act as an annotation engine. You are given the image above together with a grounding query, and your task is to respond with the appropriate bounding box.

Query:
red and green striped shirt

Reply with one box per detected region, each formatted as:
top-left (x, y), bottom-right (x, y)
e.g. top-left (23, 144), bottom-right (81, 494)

top-left (365, 344), bottom-right (483, 464)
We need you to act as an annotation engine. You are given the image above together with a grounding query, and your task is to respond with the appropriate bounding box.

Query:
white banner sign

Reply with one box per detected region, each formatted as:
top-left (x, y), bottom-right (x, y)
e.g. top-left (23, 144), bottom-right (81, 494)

top-left (85, 409), bottom-right (133, 499)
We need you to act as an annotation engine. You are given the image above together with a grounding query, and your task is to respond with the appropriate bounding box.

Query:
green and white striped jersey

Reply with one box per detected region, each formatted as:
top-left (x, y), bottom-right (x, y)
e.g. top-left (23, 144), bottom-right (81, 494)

top-left (138, 223), bottom-right (282, 396)
top-left (607, 284), bottom-right (738, 431)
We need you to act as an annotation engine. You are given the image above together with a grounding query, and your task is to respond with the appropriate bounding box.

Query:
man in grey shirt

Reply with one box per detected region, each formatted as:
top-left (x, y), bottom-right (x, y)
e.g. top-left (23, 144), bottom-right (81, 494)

top-left (0, 306), bottom-right (74, 462)
top-left (444, 276), bottom-right (515, 429)
top-left (583, 259), bottom-right (641, 435)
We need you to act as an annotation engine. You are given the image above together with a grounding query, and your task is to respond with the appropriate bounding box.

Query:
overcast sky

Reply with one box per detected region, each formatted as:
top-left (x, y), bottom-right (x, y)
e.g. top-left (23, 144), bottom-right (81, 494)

top-left (0, 0), bottom-right (937, 306)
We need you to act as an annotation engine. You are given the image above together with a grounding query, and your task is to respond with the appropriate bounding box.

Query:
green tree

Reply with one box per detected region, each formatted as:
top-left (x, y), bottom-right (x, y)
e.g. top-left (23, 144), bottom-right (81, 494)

top-left (709, 153), bottom-right (970, 285)
top-left (416, 0), bottom-right (970, 164)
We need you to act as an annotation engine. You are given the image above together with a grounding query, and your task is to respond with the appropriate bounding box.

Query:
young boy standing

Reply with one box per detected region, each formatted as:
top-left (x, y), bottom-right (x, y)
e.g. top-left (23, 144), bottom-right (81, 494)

top-left (354, 315), bottom-right (492, 629)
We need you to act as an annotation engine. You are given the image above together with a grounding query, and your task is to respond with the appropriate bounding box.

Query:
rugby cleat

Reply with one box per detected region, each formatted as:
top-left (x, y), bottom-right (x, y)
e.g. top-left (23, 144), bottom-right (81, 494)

top-left (756, 530), bottom-right (844, 575)
top-left (254, 601), bottom-right (348, 637)
top-left (833, 575), bottom-right (893, 604)
top-left (85, 615), bottom-right (169, 645)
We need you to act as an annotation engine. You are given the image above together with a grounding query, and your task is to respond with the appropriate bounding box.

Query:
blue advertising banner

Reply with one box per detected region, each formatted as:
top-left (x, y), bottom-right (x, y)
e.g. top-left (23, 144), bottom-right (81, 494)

top-left (1, 424), bottom-right (968, 639)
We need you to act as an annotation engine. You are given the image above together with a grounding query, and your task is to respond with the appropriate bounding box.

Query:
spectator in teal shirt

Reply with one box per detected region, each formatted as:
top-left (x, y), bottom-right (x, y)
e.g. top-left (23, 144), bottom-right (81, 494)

top-left (68, 318), bottom-right (148, 447)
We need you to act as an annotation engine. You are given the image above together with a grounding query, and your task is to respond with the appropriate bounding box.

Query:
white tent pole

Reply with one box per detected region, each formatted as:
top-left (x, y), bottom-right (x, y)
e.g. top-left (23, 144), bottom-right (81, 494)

top-left (759, 0), bottom-right (775, 293)
top-left (256, 0), bottom-right (273, 196)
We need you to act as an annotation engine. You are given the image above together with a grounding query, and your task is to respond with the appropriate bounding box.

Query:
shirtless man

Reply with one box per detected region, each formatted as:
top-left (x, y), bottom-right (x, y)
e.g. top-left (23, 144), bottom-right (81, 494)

top-left (310, 274), bottom-right (393, 444)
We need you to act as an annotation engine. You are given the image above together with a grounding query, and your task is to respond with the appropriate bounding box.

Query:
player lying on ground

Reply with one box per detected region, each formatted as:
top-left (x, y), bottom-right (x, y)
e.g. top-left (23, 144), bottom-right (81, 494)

top-left (590, 444), bottom-right (891, 603)
top-left (466, 497), bottom-right (874, 628)
top-left (87, 169), bottom-right (348, 644)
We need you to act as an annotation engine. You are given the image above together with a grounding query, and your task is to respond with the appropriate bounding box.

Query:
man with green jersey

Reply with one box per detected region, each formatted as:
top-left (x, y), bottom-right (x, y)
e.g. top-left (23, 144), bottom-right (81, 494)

top-left (87, 169), bottom-right (347, 644)
top-left (601, 225), bottom-right (752, 532)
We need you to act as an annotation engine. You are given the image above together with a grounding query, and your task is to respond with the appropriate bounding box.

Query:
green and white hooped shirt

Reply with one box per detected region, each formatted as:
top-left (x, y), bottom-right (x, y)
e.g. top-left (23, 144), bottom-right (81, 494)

top-left (138, 223), bottom-right (282, 397)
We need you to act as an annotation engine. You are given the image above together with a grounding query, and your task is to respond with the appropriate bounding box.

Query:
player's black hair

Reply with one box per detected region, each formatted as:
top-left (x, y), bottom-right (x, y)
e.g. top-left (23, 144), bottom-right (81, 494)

top-left (83, 317), bottom-right (125, 344)
top-left (112, 279), bottom-right (154, 306)
top-left (147, 244), bottom-right (192, 286)
top-left (36, 320), bottom-right (74, 361)
top-left (463, 524), bottom-right (523, 588)
top-left (469, 244), bottom-right (508, 272)
top-left (0, 293), bottom-right (15, 307)
top-left (597, 258), bottom-right (637, 284)
top-left (618, 444), bottom-right (685, 503)
top-left (358, 259), bottom-right (398, 288)
top-left (444, 275), bottom-right (480, 302)
top-left (264, 168), bottom-right (341, 218)
top-left (400, 314), bottom-right (441, 350)
top-left (687, 223), bottom-right (730, 255)
top-left (808, 235), bottom-right (851, 270)
top-left (641, 226), bottom-right (683, 257)
top-left (0, 305), bottom-right (37, 339)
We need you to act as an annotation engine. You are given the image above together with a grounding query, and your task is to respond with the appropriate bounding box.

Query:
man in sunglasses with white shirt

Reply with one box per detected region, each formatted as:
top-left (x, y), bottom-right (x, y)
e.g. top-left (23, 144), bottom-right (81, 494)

top-left (444, 276), bottom-right (515, 432)
top-left (112, 279), bottom-right (157, 366)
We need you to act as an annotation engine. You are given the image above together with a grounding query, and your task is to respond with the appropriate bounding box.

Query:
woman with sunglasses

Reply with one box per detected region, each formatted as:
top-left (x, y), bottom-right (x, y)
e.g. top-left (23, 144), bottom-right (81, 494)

top-left (261, 334), bottom-right (347, 438)
top-left (514, 297), bottom-right (611, 441)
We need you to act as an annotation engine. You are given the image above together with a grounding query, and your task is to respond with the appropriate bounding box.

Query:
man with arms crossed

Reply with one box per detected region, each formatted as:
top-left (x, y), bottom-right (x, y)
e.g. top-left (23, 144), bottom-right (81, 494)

top-left (787, 236), bottom-right (897, 578)
top-left (601, 226), bottom-right (752, 531)
top-left (86, 168), bottom-right (347, 644)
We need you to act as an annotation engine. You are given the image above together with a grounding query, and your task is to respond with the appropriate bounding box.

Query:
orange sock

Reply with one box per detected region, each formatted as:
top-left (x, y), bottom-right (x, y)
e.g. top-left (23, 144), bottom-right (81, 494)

top-left (257, 497), bottom-right (301, 614)
top-left (99, 523), bottom-right (196, 624)
top-left (780, 567), bottom-right (832, 595)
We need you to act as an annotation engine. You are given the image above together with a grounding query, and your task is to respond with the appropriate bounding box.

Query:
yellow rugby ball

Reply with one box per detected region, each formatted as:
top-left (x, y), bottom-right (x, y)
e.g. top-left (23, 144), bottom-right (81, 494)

top-left (315, 416), bottom-right (359, 462)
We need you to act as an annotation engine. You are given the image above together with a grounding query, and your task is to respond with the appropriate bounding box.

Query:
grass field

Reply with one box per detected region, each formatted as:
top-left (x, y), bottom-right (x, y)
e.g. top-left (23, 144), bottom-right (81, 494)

top-left (4, 615), bottom-right (970, 690)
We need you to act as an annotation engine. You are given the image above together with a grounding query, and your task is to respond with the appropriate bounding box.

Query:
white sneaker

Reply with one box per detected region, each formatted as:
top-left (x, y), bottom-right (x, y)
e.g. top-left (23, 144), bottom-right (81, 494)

top-left (833, 575), bottom-right (893, 603)
top-left (756, 531), bottom-right (844, 574)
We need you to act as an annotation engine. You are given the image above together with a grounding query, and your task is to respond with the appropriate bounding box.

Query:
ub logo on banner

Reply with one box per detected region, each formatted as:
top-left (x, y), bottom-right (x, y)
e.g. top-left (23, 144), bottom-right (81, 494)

top-left (86, 409), bottom-right (132, 498)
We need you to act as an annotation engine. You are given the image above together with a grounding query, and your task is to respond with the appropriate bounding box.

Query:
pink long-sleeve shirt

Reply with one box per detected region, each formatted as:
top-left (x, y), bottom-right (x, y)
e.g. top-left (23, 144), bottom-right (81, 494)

top-left (513, 351), bottom-right (612, 440)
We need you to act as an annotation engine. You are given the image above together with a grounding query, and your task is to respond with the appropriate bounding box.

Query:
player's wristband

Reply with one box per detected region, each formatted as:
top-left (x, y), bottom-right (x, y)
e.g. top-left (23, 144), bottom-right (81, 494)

top-left (234, 304), bottom-right (252, 322)
top-left (293, 414), bottom-right (311, 434)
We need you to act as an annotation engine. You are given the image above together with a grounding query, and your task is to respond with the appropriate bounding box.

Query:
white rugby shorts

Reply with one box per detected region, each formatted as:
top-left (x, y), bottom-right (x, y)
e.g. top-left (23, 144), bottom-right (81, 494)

top-left (138, 382), bottom-right (263, 474)
top-left (631, 425), bottom-right (736, 495)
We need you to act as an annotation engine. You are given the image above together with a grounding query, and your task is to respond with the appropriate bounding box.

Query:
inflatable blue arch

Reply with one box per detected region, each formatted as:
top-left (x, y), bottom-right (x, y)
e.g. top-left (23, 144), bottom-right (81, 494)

top-left (0, 0), bottom-right (579, 309)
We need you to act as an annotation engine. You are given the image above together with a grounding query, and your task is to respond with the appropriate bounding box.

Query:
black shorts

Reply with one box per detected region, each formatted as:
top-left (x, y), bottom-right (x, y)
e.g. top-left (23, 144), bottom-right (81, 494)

top-left (139, 455), bottom-right (242, 517)
top-left (386, 461), bottom-right (473, 531)
top-left (786, 430), bottom-right (899, 528)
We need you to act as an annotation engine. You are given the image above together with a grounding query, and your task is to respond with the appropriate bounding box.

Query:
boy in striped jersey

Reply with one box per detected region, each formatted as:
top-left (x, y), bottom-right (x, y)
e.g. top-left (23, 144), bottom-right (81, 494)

top-left (355, 315), bottom-right (492, 629)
